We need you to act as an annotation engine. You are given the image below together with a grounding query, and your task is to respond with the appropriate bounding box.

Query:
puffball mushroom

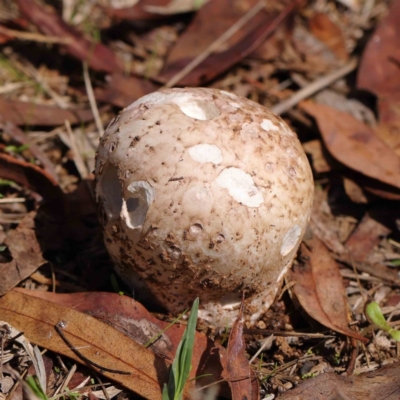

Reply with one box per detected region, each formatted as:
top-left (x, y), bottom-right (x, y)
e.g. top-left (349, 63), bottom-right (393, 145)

top-left (95, 87), bottom-right (314, 328)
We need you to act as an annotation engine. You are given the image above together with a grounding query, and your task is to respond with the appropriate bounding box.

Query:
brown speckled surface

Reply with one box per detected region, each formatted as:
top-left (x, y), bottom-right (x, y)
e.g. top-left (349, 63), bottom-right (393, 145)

top-left (95, 87), bottom-right (314, 328)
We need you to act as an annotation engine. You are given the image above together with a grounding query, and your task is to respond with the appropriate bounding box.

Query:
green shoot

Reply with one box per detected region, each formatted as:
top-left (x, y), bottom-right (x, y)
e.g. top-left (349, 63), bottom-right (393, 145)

top-left (365, 301), bottom-right (400, 341)
top-left (110, 273), bottom-right (124, 296)
top-left (162, 298), bottom-right (199, 400)
top-left (26, 375), bottom-right (49, 400)
top-left (5, 144), bottom-right (30, 153)
top-left (301, 372), bottom-right (317, 380)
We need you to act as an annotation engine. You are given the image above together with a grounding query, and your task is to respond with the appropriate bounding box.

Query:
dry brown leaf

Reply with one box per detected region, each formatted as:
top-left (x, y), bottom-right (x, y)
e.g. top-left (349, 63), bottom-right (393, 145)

top-left (15, 288), bottom-right (226, 392)
top-left (94, 74), bottom-right (158, 108)
top-left (225, 299), bottom-right (258, 400)
top-left (357, 3), bottom-right (400, 98)
top-left (300, 100), bottom-right (400, 190)
top-left (309, 13), bottom-right (348, 61)
top-left (0, 98), bottom-right (101, 126)
top-left (158, 0), bottom-right (296, 86)
top-left (278, 362), bottom-right (400, 400)
top-left (0, 212), bottom-right (46, 295)
top-left (345, 214), bottom-right (391, 263)
top-left (0, 289), bottom-right (170, 400)
top-left (290, 236), bottom-right (368, 343)
top-left (16, 0), bottom-right (122, 73)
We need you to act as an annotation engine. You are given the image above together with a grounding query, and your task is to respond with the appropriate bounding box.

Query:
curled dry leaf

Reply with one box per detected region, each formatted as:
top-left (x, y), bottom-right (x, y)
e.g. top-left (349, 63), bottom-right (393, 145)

top-left (0, 212), bottom-right (46, 295)
top-left (300, 100), bottom-right (400, 191)
top-left (290, 235), bottom-right (368, 343)
top-left (224, 299), bottom-right (258, 400)
top-left (357, 0), bottom-right (400, 124)
top-left (14, 288), bottom-right (226, 392)
top-left (0, 152), bottom-right (64, 225)
top-left (16, 0), bottom-right (122, 73)
top-left (0, 289), bottom-right (171, 400)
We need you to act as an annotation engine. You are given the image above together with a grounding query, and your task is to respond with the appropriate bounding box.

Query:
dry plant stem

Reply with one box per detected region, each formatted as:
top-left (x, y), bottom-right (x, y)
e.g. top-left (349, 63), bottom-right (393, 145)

top-left (53, 363), bottom-right (77, 398)
top-left (0, 26), bottom-right (72, 44)
top-left (83, 62), bottom-right (104, 137)
top-left (0, 198), bottom-right (25, 203)
top-left (244, 329), bottom-right (334, 339)
top-left (54, 324), bottom-right (131, 375)
top-left (249, 335), bottom-right (274, 364)
top-left (64, 120), bottom-right (89, 178)
top-left (163, 0), bottom-right (266, 88)
top-left (271, 58), bottom-right (358, 115)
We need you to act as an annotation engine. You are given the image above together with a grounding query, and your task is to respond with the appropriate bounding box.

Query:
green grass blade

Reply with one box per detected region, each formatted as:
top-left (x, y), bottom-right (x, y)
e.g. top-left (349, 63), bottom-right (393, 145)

top-left (165, 298), bottom-right (199, 400)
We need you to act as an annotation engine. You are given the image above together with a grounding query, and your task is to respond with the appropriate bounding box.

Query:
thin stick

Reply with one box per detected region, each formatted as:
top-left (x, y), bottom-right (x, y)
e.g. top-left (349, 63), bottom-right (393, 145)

top-left (0, 26), bottom-right (72, 44)
top-left (249, 335), bottom-right (274, 364)
top-left (64, 119), bottom-right (89, 178)
top-left (83, 61), bottom-right (104, 137)
top-left (54, 323), bottom-right (130, 375)
top-left (0, 198), bottom-right (25, 203)
top-left (163, 0), bottom-right (266, 88)
top-left (271, 58), bottom-right (358, 115)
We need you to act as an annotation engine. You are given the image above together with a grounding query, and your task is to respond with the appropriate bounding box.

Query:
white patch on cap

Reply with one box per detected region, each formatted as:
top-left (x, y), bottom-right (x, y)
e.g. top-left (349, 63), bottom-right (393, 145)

top-left (121, 181), bottom-right (155, 229)
top-left (188, 144), bottom-right (222, 164)
top-left (261, 119), bottom-right (280, 132)
top-left (177, 100), bottom-right (220, 120)
top-left (127, 91), bottom-right (193, 110)
top-left (280, 224), bottom-right (301, 256)
top-left (216, 167), bottom-right (264, 207)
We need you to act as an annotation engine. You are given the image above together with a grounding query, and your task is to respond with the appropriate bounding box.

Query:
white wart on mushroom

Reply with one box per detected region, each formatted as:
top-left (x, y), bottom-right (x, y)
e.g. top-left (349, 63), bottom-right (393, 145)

top-left (95, 88), bottom-right (314, 327)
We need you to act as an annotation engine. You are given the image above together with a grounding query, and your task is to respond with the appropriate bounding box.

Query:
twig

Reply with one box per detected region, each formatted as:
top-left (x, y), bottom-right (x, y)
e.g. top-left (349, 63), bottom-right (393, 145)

top-left (163, 0), bottom-right (266, 88)
top-left (271, 58), bottom-right (358, 115)
top-left (54, 323), bottom-right (131, 375)
top-left (0, 26), bottom-right (72, 44)
top-left (83, 61), bottom-right (104, 137)
top-left (0, 198), bottom-right (25, 203)
top-left (249, 335), bottom-right (274, 364)
top-left (64, 119), bottom-right (89, 178)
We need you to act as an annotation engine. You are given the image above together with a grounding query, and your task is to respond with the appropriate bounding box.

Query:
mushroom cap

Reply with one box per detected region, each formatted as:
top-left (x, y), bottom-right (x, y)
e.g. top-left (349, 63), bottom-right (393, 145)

top-left (95, 87), bottom-right (314, 328)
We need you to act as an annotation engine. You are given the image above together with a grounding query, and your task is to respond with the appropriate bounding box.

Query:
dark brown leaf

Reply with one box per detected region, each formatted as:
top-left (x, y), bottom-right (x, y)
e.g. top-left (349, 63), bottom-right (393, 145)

top-left (158, 0), bottom-right (296, 86)
top-left (290, 236), bottom-right (368, 343)
top-left (278, 362), bottom-right (400, 400)
top-left (357, 0), bottom-right (400, 125)
top-left (0, 98), bottom-right (103, 126)
top-left (16, 0), bottom-right (122, 73)
top-left (345, 214), bottom-right (391, 263)
top-left (0, 212), bottom-right (46, 295)
top-left (225, 298), bottom-right (258, 400)
top-left (94, 74), bottom-right (158, 108)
